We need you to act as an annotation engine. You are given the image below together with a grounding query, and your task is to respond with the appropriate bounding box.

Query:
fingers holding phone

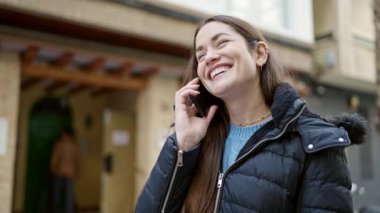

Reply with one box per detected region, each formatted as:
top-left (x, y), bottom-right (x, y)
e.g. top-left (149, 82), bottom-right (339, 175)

top-left (175, 78), bottom-right (200, 110)
top-left (174, 78), bottom-right (217, 151)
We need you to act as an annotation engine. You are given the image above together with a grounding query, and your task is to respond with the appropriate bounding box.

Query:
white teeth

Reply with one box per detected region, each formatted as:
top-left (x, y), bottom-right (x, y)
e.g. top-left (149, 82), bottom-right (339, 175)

top-left (210, 66), bottom-right (230, 79)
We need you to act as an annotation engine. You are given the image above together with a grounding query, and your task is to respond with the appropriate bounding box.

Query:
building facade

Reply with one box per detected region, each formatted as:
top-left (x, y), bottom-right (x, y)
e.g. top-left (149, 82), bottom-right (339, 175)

top-left (313, 0), bottom-right (380, 208)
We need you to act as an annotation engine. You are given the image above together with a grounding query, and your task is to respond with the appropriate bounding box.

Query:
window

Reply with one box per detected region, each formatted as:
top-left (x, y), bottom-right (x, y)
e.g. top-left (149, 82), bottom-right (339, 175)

top-left (149, 0), bottom-right (313, 44)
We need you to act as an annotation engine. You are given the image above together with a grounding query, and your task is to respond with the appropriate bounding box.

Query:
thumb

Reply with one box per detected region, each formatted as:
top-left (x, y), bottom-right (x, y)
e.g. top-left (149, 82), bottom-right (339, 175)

top-left (205, 105), bottom-right (218, 123)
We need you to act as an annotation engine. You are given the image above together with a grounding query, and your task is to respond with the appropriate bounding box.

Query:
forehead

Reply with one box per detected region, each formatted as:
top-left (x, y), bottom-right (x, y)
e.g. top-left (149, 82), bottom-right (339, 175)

top-left (195, 21), bottom-right (237, 45)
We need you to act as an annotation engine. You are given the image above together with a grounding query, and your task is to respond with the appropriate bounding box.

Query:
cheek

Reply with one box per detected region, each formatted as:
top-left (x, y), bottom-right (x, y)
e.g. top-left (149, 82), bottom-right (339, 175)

top-left (196, 63), bottom-right (205, 78)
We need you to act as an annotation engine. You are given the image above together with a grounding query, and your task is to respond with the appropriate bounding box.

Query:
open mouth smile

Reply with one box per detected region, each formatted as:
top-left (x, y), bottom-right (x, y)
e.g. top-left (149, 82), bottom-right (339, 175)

top-left (208, 64), bottom-right (233, 80)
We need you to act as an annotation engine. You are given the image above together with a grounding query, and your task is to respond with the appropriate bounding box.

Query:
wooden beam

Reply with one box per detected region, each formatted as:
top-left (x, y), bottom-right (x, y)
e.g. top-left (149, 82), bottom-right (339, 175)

top-left (53, 52), bottom-right (74, 67)
top-left (22, 46), bottom-right (39, 64)
top-left (83, 57), bottom-right (105, 73)
top-left (141, 66), bottom-right (159, 77)
top-left (112, 62), bottom-right (134, 77)
top-left (90, 63), bottom-right (141, 96)
top-left (45, 52), bottom-right (75, 91)
top-left (0, 33), bottom-right (185, 76)
top-left (22, 64), bottom-right (147, 91)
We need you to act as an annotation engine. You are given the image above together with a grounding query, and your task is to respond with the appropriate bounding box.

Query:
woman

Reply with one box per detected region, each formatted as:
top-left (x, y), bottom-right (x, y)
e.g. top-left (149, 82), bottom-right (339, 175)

top-left (136, 15), bottom-right (366, 213)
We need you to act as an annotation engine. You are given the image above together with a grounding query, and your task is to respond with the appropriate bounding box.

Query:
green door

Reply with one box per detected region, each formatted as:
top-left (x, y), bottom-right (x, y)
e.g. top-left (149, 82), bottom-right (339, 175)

top-left (24, 97), bottom-right (73, 213)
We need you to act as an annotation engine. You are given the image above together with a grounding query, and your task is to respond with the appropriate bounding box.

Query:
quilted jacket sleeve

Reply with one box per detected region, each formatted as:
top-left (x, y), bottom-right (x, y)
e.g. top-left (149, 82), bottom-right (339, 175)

top-left (135, 134), bottom-right (200, 213)
top-left (296, 148), bottom-right (353, 213)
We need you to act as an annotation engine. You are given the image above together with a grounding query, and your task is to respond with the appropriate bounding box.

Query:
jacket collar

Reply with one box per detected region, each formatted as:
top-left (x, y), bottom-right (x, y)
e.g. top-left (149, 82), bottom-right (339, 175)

top-left (239, 84), bottom-right (367, 157)
top-left (236, 84), bottom-right (304, 159)
top-left (270, 83), bottom-right (305, 130)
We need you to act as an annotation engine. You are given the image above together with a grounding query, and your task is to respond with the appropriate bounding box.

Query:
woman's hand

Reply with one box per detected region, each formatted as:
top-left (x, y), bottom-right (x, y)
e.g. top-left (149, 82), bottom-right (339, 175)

top-left (174, 78), bottom-right (218, 151)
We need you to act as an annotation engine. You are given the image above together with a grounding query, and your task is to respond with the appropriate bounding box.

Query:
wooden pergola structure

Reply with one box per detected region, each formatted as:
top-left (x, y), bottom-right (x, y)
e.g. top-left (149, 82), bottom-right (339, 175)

top-left (0, 6), bottom-right (189, 96)
top-left (0, 34), bottom-right (185, 96)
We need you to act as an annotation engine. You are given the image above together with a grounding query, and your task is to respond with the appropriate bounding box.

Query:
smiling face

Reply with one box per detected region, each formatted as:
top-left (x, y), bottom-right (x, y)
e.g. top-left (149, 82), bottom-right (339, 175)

top-left (195, 21), bottom-right (260, 100)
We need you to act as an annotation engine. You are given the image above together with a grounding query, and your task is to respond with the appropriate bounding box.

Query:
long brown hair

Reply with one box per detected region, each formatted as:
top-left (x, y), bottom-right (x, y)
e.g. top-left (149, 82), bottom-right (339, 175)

top-left (181, 15), bottom-right (285, 212)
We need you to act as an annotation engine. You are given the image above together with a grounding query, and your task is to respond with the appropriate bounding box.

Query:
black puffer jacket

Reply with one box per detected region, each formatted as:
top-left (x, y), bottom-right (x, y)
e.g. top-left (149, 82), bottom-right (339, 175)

top-left (136, 84), bottom-right (367, 213)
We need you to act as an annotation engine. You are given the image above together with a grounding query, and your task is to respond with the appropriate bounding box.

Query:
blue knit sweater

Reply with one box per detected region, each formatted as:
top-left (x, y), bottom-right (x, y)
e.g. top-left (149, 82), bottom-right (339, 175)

top-left (223, 121), bottom-right (270, 171)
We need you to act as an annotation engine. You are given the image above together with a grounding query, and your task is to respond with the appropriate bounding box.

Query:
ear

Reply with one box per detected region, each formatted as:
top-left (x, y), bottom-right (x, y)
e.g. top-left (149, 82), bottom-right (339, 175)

top-left (255, 41), bottom-right (269, 67)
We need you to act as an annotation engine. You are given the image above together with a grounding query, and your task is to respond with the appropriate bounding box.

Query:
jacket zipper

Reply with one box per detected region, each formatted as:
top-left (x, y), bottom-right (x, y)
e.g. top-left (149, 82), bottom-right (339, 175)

top-left (161, 149), bottom-right (184, 213)
top-left (213, 173), bottom-right (224, 213)
top-left (213, 105), bottom-right (306, 213)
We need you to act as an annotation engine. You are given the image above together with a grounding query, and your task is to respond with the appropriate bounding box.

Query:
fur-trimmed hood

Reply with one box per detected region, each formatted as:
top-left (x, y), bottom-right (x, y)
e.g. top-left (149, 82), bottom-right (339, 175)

top-left (271, 84), bottom-right (368, 147)
top-left (328, 113), bottom-right (368, 145)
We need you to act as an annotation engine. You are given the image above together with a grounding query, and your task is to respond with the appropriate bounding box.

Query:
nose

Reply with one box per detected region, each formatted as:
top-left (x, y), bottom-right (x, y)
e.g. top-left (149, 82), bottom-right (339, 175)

top-left (205, 52), bottom-right (220, 66)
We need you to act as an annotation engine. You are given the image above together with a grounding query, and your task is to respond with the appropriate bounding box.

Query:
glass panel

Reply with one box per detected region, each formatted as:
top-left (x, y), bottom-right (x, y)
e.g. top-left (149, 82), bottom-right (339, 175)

top-left (149, 0), bottom-right (313, 43)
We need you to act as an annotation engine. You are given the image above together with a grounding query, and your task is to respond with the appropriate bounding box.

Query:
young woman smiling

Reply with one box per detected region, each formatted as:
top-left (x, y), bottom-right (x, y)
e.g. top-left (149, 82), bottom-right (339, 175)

top-left (136, 15), bottom-right (366, 213)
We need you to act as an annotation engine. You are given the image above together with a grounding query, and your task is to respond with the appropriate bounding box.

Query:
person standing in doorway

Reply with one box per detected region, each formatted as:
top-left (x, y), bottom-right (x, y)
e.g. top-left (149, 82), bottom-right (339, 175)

top-left (50, 127), bottom-right (80, 213)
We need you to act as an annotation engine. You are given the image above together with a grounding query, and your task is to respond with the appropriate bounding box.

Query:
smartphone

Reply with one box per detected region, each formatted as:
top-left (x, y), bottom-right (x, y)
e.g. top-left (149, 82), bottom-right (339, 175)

top-left (188, 83), bottom-right (220, 117)
top-left (189, 95), bottom-right (207, 117)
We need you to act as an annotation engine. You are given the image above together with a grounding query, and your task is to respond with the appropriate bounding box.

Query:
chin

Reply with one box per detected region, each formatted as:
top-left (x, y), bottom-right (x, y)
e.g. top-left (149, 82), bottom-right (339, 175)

top-left (209, 86), bottom-right (232, 100)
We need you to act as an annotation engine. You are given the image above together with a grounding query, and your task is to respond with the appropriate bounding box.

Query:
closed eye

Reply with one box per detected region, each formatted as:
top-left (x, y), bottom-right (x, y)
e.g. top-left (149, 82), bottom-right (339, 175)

top-left (216, 39), bottom-right (229, 48)
top-left (197, 53), bottom-right (206, 62)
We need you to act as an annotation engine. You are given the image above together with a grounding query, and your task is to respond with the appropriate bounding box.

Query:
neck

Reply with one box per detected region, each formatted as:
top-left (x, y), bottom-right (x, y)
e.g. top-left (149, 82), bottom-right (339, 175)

top-left (224, 83), bottom-right (271, 126)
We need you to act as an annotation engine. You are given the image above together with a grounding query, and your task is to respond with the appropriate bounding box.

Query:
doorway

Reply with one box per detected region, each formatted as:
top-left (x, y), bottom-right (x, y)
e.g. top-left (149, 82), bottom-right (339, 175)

top-left (23, 96), bottom-right (73, 213)
top-left (100, 109), bottom-right (135, 213)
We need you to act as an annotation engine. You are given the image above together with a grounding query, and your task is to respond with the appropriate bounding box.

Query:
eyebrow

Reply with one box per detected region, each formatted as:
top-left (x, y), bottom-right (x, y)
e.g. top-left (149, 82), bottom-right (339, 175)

top-left (195, 33), bottom-right (230, 53)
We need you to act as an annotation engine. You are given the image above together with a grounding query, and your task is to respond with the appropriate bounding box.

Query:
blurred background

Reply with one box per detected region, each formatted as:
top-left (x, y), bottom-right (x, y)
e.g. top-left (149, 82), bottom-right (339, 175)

top-left (0, 0), bottom-right (379, 212)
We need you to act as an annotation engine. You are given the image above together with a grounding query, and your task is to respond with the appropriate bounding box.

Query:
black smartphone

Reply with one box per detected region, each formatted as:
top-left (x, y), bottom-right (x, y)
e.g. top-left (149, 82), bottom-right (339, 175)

top-left (189, 95), bottom-right (207, 117)
top-left (188, 83), bottom-right (219, 117)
